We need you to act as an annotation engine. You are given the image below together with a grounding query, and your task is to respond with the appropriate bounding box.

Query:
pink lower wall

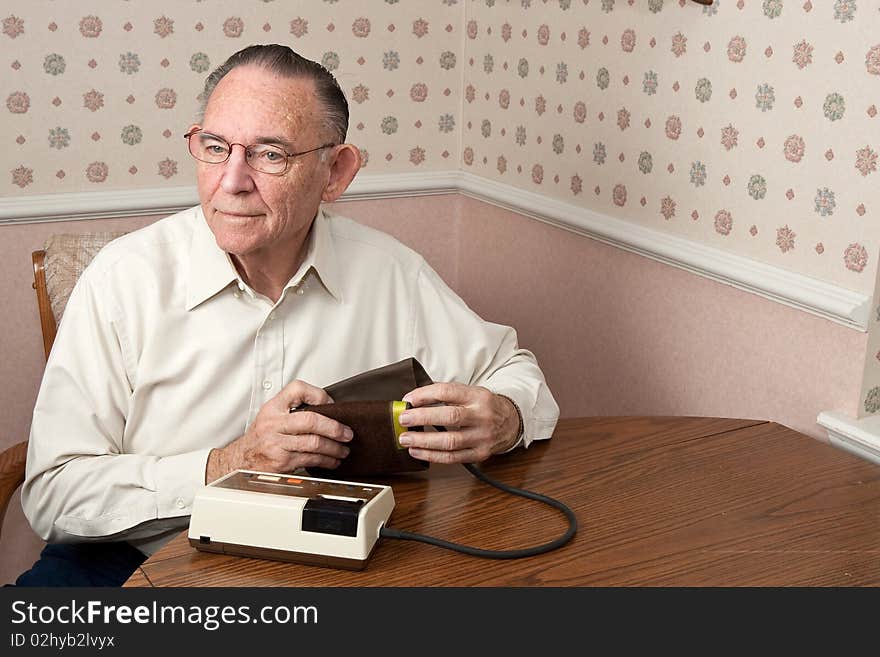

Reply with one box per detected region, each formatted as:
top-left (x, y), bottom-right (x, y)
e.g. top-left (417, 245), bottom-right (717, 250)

top-left (0, 214), bottom-right (164, 586)
top-left (0, 194), bottom-right (866, 584)
top-left (453, 196), bottom-right (865, 435)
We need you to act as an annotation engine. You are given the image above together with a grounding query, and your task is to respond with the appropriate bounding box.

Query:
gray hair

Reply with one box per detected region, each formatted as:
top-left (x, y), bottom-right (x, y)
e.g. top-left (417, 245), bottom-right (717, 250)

top-left (199, 44), bottom-right (349, 144)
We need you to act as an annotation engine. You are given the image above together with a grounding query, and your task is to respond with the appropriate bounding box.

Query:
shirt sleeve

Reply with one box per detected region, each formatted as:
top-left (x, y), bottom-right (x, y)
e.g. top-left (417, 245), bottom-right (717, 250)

top-left (410, 262), bottom-right (560, 448)
top-left (20, 265), bottom-right (212, 544)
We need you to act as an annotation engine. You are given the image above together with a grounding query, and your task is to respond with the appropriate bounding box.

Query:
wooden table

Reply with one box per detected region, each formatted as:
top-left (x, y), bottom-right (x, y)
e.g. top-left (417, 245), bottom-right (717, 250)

top-left (125, 416), bottom-right (880, 587)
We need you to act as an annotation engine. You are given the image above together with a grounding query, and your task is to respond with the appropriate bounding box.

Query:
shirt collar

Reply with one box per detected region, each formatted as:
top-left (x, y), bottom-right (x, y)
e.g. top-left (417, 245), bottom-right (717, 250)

top-left (300, 207), bottom-right (342, 302)
top-left (185, 205), bottom-right (342, 311)
top-left (185, 206), bottom-right (239, 311)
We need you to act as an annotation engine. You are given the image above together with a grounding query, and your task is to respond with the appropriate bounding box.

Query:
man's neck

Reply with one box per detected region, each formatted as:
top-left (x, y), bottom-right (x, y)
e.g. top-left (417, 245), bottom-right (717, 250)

top-left (231, 227), bottom-right (311, 304)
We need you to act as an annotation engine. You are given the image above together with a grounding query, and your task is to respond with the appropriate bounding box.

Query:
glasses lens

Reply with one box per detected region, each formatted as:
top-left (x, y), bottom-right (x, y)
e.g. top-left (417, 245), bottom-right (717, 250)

top-left (246, 144), bottom-right (289, 174)
top-left (190, 133), bottom-right (230, 163)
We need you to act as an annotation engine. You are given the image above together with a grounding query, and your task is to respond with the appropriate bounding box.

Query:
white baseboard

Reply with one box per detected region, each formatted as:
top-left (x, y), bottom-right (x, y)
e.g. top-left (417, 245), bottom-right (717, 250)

top-left (0, 170), bottom-right (870, 331)
top-left (816, 411), bottom-right (880, 465)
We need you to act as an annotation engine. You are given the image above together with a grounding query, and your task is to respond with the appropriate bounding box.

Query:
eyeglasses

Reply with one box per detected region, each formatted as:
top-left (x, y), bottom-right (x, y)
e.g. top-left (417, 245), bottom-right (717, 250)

top-left (184, 128), bottom-right (337, 175)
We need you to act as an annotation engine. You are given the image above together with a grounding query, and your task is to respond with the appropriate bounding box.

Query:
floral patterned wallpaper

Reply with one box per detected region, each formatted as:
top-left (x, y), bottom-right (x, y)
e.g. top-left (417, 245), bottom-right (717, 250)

top-left (5, 1), bottom-right (877, 295)
top-left (2, 0), bottom-right (463, 192)
top-left (5, 0), bottom-right (880, 419)
top-left (462, 0), bottom-right (879, 294)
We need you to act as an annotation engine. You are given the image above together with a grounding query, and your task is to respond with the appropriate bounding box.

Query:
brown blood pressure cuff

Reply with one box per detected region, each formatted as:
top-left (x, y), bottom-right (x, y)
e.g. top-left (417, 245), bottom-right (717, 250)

top-left (292, 358), bottom-right (436, 479)
top-left (295, 400), bottom-right (428, 479)
top-left (323, 357), bottom-right (435, 402)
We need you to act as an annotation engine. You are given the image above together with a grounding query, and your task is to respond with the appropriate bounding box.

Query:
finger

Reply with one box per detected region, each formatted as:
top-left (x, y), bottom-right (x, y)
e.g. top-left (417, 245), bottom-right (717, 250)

top-left (402, 382), bottom-right (477, 407)
top-left (272, 379), bottom-right (333, 412)
top-left (406, 446), bottom-right (485, 465)
top-left (399, 404), bottom-right (470, 429)
top-left (279, 433), bottom-right (352, 460)
top-left (285, 453), bottom-right (343, 472)
top-left (283, 411), bottom-right (353, 442)
top-left (397, 429), bottom-right (473, 452)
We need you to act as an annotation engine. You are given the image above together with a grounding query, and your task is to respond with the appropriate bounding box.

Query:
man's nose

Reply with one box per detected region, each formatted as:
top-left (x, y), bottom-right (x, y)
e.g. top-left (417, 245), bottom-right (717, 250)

top-left (219, 144), bottom-right (255, 193)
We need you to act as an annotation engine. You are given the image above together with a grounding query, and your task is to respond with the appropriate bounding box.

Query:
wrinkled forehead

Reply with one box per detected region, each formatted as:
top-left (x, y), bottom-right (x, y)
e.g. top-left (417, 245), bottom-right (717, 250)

top-left (202, 66), bottom-right (322, 141)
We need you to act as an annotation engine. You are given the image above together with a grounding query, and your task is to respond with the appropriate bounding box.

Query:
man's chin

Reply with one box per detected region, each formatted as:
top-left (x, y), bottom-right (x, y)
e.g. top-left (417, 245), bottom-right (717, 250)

top-left (208, 225), bottom-right (263, 256)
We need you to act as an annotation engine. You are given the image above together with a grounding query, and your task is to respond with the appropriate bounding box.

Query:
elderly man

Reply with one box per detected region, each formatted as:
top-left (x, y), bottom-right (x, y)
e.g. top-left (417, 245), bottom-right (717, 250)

top-left (15, 45), bottom-right (559, 586)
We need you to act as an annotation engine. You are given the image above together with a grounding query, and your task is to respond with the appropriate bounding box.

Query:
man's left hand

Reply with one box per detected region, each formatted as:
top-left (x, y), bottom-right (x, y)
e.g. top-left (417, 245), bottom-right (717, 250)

top-left (398, 383), bottom-right (521, 463)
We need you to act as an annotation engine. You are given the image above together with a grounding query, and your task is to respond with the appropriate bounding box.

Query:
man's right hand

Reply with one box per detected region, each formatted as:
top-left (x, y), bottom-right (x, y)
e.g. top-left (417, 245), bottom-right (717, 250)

top-left (205, 380), bottom-right (353, 483)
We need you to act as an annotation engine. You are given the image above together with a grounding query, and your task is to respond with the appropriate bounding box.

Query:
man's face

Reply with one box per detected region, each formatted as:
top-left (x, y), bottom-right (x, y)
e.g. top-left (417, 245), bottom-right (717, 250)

top-left (195, 66), bottom-right (333, 261)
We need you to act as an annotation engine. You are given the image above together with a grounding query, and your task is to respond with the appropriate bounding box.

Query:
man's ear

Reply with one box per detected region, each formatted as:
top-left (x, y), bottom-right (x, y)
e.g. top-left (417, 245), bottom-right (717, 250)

top-left (321, 144), bottom-right (361, 202)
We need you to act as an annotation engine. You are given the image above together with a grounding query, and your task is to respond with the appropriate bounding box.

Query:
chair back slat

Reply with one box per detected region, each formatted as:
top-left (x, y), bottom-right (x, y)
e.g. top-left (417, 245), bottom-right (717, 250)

top-left (33, 231), bottom-right (127, 360)
top-left (31, 250), bottom-right (54, 361)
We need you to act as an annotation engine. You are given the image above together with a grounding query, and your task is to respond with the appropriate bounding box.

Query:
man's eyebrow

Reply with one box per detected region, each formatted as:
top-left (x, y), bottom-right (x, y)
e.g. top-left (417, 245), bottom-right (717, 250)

top-left (199, 130), bottom-right (295, 149)
top-left (252, 135), bottom-right (295, 149)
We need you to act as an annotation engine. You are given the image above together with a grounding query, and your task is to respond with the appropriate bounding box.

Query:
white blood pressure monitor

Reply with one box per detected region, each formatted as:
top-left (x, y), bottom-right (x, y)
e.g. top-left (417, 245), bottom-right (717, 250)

top-left (188, 469), bottom-right (395, 570)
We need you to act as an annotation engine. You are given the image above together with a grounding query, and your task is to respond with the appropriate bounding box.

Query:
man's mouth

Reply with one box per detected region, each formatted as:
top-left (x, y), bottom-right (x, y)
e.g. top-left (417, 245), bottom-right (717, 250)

top-left (216, 210), bottom-right (260, 218)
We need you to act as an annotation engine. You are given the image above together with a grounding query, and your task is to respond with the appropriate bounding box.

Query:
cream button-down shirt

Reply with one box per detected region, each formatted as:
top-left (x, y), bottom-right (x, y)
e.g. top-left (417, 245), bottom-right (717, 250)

top-left (22, 206), bottom-right (559, 556)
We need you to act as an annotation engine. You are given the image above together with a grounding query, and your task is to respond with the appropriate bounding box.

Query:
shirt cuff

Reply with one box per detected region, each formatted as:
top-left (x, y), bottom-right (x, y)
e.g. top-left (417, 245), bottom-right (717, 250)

top-left (153, 447), bottom-right (214, 520)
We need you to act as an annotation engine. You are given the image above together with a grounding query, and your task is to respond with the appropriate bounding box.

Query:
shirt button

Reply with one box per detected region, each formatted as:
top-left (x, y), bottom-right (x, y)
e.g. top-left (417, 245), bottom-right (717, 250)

top-left (268, 312), bottom-right (276, 321)
top-left (175, 497), bottom-right (186, 509)
top-left (233, 290), bottom-right (241, 299)
top-left (296, 288), bottom-right (305, 296)
top-left (262, 380), bottom-right (272, 390)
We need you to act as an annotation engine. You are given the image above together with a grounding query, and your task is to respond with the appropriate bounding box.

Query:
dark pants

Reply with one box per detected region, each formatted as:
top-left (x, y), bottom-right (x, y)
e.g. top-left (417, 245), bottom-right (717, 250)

top-left (10, 542), bottom-right (147, 587)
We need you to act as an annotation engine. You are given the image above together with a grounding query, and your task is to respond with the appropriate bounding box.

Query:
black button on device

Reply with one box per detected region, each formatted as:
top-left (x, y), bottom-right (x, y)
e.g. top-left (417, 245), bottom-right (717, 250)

top-left (302, 498), bottom-right (364, 537)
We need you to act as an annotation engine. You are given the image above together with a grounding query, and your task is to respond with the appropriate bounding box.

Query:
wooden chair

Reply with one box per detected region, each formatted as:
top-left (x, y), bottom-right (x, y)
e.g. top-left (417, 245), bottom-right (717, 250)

top-left (0, 232), bottom-right (126, 539)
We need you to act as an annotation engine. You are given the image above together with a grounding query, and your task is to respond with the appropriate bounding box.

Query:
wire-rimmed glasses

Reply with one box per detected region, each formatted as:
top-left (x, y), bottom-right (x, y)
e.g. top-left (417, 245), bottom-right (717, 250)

top-left (184, 128), bottom-right (337, 175)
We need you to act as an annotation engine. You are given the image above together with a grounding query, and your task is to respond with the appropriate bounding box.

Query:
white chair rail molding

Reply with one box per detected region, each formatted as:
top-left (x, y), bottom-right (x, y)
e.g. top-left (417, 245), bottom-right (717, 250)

top-left (817, 412), bottom-right (880, 466)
